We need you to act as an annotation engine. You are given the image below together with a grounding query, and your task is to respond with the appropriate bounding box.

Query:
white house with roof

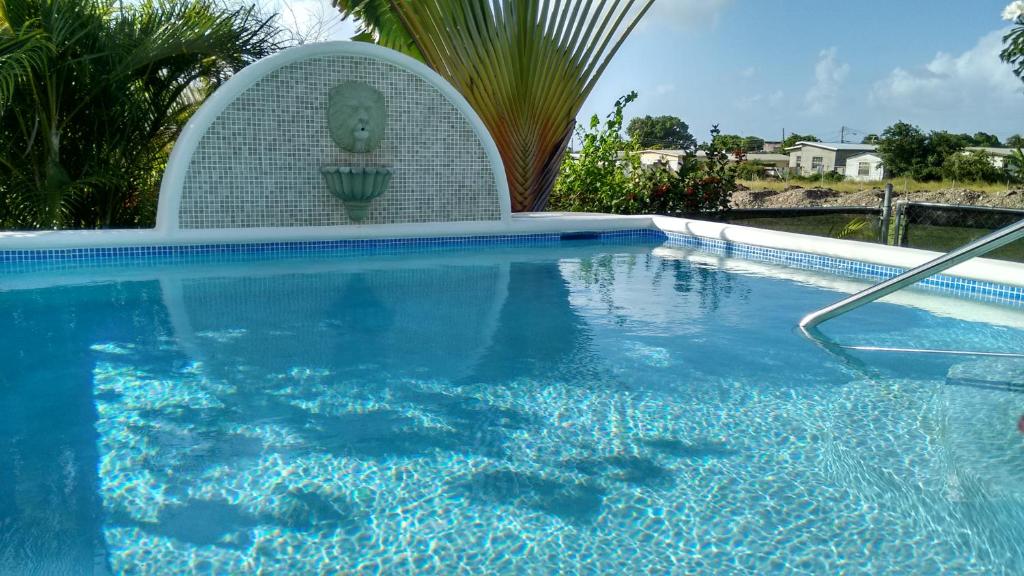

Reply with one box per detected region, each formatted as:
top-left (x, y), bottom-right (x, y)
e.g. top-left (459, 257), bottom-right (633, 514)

top-left (964, 146), bottom-right (1016, 169)
top-left (785, 142), bottom-right (876, 176)
top-left (638, 150), bottom-right (789, 175)
top-left (843, 152), bottom-right (887, 182)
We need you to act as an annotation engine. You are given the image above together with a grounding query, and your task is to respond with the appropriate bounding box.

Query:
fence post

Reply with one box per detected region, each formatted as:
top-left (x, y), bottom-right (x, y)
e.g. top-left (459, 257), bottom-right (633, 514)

top-left (879, 182), bottom-right (893, 244)
top-left (893, 200), bottom-right (906, 246)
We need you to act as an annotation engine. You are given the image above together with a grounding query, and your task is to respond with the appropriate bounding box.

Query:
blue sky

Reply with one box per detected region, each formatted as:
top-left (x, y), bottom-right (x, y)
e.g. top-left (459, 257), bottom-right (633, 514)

top-left (279, 0), bottom-right (1024, 143)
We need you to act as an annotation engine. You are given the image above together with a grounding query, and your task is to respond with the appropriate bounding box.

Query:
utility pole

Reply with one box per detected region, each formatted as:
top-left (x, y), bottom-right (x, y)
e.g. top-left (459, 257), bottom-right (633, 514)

top-left (782, 128), bottom-right (787, 181)
top-left (840, 126), bottom-right (846, 144)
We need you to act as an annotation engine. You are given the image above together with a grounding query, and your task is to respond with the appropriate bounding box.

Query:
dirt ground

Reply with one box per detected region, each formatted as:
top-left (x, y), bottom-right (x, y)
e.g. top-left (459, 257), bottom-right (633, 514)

top-left (731, 186), bottom-right (1024, 210)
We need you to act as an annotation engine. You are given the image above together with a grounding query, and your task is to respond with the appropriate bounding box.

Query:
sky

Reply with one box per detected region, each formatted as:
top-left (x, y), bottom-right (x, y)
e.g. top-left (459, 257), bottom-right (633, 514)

top-left (273, 0), bottom-right (1024, 144)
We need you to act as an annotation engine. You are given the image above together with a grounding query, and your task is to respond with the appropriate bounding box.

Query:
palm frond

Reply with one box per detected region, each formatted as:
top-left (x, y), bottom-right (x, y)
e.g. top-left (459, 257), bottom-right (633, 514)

top-left (0, 0), bottom-right (286, 229)
top-left (331, 0), bottom-right (422, 59)
top-left (0, 23), bottom-right (52, 111)
top-left (389, 0), bottom-right (654, 211)
top-left (1003, 18), bottom-right (1024, 81)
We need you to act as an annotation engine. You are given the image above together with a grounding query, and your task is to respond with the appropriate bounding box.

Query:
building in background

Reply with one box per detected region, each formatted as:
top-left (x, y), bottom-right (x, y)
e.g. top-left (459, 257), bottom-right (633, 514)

top-left (638, 150), bottom-right (789, 177)
top-left (784, 142), bottom-right (876, 176)
top-left (843, 152), bottom-right (887, 182)
top-left (964, 146), bottom-right (1015, 169)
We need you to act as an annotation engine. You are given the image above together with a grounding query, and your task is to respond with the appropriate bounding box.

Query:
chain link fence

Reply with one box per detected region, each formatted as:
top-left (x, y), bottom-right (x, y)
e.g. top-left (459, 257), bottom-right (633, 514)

top-left (715, 191), bottom-right (1024, 263)
top-left (894, 202), bottom-right (1024, 262)
top-left (719, 207), bottom-right (884, 243)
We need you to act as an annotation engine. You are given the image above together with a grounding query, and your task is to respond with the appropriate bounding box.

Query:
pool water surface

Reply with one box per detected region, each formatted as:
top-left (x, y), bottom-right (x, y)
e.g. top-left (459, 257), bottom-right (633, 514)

top-left (2, 240), bottom-right (1023, 574)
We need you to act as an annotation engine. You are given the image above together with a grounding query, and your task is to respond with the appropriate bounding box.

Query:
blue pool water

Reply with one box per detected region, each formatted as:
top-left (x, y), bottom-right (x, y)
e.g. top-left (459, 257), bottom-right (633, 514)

top-left (2, 240), bottom-right (1024, 575)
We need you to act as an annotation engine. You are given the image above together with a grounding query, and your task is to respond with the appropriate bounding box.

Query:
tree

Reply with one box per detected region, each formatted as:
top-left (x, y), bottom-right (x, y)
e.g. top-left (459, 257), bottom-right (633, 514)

top-left (712, 133), bottom-right (745, 154)
top-left (926, 131), bottom-right (971, 168)
top-left (1007, 148), bottom-right (1024, 182)
top-left (0, 0), bottom-right (282, 229)
top-left (1002, 2), bottom-right (1024, 81)
top-left (861, 134), bottom-right (880, 145)
top-left (626, 115), bottom-right (696, 150)
top-left (332, 0), bottom-right (655, 212)
top-left (782, 133), bottom-right (819, 149)
top-left (742, 136), bottom-right (765, 152)
top-left (1007, 134), bottom-right (1024, 148)
top-left (876, 121), bottom-right (929, 177)
top-left (971, 131), bottom-right (1002, 147)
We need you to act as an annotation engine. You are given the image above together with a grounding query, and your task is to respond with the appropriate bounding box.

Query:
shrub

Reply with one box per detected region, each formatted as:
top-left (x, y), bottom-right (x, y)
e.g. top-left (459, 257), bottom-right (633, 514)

top-left (548, 92), bottom-right (640, 214)
top-left (736, 161), bottom-right (767, 180)
top-left (549, 95), bottom-right (736, 216)
top-left (942, 150), bottom-right (1005, 183)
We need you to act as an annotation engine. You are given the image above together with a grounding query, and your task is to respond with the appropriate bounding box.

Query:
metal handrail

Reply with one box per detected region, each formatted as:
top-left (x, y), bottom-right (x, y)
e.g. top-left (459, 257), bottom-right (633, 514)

top-left (799, 218), bottom-right (1024, 354)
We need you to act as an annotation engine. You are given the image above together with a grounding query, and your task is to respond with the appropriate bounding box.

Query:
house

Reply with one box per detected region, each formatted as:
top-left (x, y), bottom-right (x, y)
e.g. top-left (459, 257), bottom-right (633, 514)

top-left (639, 149), bottom-right (691, 171)
top-left (843, 152), bottom-right (887, 182)
top-left (964, 147), bottom-right (1015, 169)
top-left (744, 152), bottom-right (790, 173)
top-left (761, 141), bottom-right (783, 153)
top-left (785, 142), bottom-right (876, 176)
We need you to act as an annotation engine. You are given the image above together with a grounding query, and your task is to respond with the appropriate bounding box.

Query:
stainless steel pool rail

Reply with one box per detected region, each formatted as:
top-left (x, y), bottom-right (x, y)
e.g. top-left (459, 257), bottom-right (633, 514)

top-left (799, 218), bottom-right (1024, 357)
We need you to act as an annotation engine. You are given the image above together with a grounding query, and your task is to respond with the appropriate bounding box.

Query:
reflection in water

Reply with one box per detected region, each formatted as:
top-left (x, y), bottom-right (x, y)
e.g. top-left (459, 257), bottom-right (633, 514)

top-left (1, 244), bottom-right (1023, 574)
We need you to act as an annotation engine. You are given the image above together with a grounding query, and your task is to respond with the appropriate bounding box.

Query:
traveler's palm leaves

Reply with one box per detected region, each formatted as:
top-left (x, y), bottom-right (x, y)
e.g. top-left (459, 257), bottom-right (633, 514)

top-left (335, 0), bottom-right (654, 212)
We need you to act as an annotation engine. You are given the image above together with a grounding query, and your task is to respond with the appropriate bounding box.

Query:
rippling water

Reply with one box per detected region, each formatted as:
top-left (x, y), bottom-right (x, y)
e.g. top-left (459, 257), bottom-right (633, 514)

top-left (2, 241), bottom-right (1023, 575)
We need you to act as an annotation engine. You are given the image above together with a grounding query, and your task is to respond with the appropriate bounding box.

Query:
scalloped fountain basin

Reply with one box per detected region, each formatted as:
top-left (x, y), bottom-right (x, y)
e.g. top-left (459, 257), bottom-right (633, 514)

top-left (321, 166), bottom-right (393, 222)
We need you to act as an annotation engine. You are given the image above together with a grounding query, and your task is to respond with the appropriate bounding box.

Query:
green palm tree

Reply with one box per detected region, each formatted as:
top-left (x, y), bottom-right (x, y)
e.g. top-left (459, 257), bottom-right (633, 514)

top-left (331, 0), bottom-right (421, 59)
top-left (0, 0), bottom-right (282, 229)
top-left (1006, 148), bottom-right (1024, 183)
top-left (1003, 11), bottom-right (1024, 81)
top-left (333, 0), bottom-right (654, 212)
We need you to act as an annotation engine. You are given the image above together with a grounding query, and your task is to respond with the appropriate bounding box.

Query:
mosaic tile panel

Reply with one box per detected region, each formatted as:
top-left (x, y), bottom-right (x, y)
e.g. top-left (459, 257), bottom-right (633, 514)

top-left (660, 231), bottom-right (1024, 306)
top-left (179, 55), bottom-right (502, 229)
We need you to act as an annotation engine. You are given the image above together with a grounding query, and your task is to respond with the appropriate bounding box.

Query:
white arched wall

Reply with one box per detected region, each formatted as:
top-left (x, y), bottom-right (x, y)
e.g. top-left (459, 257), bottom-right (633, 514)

top-left (156, 42), bottom-right (511, 233)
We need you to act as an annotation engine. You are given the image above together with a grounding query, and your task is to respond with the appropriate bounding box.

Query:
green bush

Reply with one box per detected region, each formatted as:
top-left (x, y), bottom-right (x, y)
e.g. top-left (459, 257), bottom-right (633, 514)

top-left (549, 97), bottom-right (736, 216)
top-left (942, 150), bottom-right (1005, 183)
top-left (787, 170), bottom-right (844, 185)
top-left (735, 161), bottom-right (767, 180)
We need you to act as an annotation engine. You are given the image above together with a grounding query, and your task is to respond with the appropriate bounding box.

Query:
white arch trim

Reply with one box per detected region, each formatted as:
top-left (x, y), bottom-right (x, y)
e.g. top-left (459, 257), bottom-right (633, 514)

top-left (155, 41), bottom-right (512, 233)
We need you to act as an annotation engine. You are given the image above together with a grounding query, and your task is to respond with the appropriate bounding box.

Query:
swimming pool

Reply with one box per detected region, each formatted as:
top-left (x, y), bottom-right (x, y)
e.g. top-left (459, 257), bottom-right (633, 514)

top-left (2, 235), bottom-right (1023, 574)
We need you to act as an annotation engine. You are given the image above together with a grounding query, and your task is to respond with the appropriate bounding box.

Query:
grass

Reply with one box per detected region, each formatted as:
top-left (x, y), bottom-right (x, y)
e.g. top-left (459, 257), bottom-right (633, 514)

top-left (737, 178), bottom-right (1019, 194)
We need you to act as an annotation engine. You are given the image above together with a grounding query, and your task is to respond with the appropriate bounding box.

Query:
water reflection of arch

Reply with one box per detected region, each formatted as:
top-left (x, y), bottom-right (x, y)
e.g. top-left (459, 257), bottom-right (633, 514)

top-left (159, 254), bottom-right (510, 383)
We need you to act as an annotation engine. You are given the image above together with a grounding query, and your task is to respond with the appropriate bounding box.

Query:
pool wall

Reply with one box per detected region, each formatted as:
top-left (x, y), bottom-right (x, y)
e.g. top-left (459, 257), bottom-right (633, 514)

top-left (1, 213), bottom-right (1022, 304)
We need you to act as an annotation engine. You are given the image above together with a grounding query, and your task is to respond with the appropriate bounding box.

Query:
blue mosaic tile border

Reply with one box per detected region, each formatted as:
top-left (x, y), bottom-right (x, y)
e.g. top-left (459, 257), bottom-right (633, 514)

top-left (660, 230), bottom-right (1024, 306)
top-left (0, 229), bottom-right (662, 273)
top-left (1, 227), bottom-right (1021, 307)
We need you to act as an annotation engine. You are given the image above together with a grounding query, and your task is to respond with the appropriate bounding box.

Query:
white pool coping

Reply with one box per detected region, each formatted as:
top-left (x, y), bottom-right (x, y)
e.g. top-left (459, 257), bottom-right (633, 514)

top-left (2, 212), bottom-right (1023, 289)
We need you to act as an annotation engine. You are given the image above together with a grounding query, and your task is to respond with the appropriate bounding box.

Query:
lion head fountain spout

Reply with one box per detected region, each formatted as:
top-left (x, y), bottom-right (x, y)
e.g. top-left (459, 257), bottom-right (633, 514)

top-left (321, 81), bottom-right (392, 222)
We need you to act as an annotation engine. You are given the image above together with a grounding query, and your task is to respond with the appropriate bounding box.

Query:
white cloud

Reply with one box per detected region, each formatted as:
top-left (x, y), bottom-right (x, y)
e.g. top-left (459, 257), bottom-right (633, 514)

top-left (735, 90), bottom-right (784, 110)
top-left (804, 47), bottom-right (849, 115)
top-left (652, 83), bottom-right (676, 96)
top-left (869, 29), bottom-right (1023, 121)
top-left (740, 66), bottom-right (757, 78)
